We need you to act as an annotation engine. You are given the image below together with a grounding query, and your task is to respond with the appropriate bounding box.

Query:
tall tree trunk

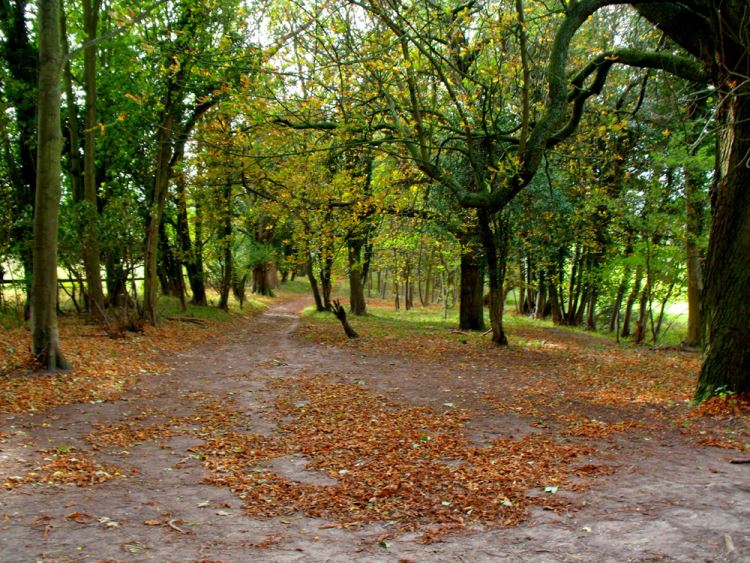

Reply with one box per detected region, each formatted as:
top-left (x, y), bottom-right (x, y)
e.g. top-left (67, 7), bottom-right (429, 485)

top-left (157, 220), bottom-right (182, 297)
top-left (609, 265), bottom-right (630, 333)
top-left (347, 237), bottom-right (367, 315)
top-left (104, 255), bottom-right (127, 307)
top-left (684, 150), bottom-right (704, 348)
top-left (307, 255), bottom-right (325, 311)
top-left (586, 287), bottom-right (597, 331)
top-left (143, 113), bottom-right (175, 325)
top-left (60, 6), bottom-right (83, 203)
top-left (478, 210), bottom-right (508, 345)
top-left (634, 283), bottom-right (649, 345)
top-left (534, 269), bottom-right (547, 319)
top-left (218, 182), bottom-right (232, 311)
top-left (176, 178), bottom-right (207, 305)
top-left (459, 240), bottom-right (485, 330)
top-left (423, 250), bottom-right (433, 306)
top-left (320, 256), bottom-right (332, 309)
top-left (80, 0), bottom-right (104, 322)
top-left (32, 0), bottom-right (69, 370)
top-left (696, 71), bottom-right (750, 399)
top-left (548, 277), bottom-right (562, 324)
top-left (621, 264), bottom-right (642, 338)
top-left (252, 264), bottom-right (272, 296)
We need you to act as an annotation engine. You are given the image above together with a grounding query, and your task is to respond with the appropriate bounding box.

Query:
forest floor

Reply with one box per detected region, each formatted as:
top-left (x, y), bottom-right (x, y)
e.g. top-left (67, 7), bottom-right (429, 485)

top-left (0, 293), bottom-right (749, 562)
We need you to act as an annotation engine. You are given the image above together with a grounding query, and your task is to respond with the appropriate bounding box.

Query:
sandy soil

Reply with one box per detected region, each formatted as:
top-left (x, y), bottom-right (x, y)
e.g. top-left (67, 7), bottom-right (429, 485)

top-left (1, 297), bottom-right (748, 562)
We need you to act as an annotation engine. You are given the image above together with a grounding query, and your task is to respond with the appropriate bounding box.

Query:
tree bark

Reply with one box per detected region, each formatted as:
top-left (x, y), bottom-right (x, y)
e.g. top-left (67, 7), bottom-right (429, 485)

top-left (320, 257), bottom-right (332, 309)
top-left (695, 70), bottom-right (750, 398)
top-left (218, 181), bottom-right (233, 311)
top-left (534, 269), bottom-right (547, 319)
top-left (81, 0), bottom-right (105, 322)
top-left (143, 112), bottom-right (175, 324)
top-left (332, 299), bottom-right (358, 338)
top-left (32, 0), bottom-right (70, 370)
top-left (683, 99), bottom-right (705, 347)
top-left (176, 178), bottom-right (207, 305)
top-left (621, 264), bottom-right (642, 338)
top-left (306, 255), bottom-right (325, 311)
top-left (459, 240), bottom-right (484, 330)
top-left (478, 209), bottom-right (508, 345)
top-left (609, 265), bottom-right (630, 333)
top-left (347, 236), bottom-right (367, 315)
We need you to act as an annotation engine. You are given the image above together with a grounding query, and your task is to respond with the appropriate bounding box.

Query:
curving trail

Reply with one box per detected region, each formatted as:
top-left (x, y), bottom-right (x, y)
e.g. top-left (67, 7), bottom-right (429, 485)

top-left (0, 296), bottom-right (748, 562)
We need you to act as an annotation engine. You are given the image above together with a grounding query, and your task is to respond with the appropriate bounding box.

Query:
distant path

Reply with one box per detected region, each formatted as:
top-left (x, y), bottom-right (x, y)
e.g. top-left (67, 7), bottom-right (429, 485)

top-left (0, 296), bottom-right (747, 562)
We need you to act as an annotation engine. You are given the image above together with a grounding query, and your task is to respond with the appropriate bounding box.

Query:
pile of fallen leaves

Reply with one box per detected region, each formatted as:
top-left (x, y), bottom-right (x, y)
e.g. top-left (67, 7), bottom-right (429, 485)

top-left (3, 448), bottom-right (123, 489)
top-left (195, 376), bottom-right (597, 539)
top-left (0, 313), bottom-right (247, 414)
top-left (84, 419), bottom-right (182, 450)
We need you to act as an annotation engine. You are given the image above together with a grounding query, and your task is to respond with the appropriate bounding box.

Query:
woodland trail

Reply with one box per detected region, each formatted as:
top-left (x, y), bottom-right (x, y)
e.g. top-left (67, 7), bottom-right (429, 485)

top-left (0, 296), bottom-right (748, 562)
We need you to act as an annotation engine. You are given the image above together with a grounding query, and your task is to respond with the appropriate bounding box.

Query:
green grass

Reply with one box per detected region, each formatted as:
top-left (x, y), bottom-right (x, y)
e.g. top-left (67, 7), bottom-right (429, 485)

top-left (301, 295), bottom-right (692, 351)
top-left (278, 278), bottom-right (313, 295)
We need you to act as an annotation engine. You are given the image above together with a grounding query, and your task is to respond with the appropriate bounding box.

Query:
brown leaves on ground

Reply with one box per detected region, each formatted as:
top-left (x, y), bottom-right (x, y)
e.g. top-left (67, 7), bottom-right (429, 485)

top-left (84, 418), bottom-right (184, 450)
top-left (297, 308), bottom-right (748, 451)
top-left (194, 377), bottom-right (595, 539)
top-left (3, 448), bottom-right (123, 489)
top-left (0, 313), bottom-right (247, 414)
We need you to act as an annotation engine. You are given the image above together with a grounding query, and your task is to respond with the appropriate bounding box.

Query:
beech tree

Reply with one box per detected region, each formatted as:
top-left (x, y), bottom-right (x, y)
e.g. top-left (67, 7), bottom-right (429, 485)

top-left (32, 0), bottom-right (69, 369)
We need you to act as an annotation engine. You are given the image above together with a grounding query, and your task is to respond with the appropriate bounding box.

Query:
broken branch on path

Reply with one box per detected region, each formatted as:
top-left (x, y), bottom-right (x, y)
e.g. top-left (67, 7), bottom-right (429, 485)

top-left (331, 299), bottom-right (359, 338)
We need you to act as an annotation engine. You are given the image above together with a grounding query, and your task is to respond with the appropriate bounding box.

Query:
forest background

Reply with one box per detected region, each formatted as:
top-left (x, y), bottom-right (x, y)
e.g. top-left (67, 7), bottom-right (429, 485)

top-left (1, 0), bottom-right (748, 401)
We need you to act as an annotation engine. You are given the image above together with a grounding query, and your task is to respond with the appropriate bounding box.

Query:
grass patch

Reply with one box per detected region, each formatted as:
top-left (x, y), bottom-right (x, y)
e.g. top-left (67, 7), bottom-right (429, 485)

top-left (157, 294), bottom-right (267, 321)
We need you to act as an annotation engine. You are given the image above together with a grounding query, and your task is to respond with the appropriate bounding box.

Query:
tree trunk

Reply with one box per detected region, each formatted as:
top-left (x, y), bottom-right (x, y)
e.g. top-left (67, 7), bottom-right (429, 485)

top-left (534, 269), bottom-right (546, 319)
top-left (218, 181), bottom-right (232, 311)
top-left (347, 237), bottom-right (367, 315)
top-left (232, 273), bottom-right (247, 309)
top-left (684, 153), bottom-right (704, 348)
top-left (696, 70), bottom-right (750, 399)
top-left (143, 112), bottom-right (175, 325)
top-left (60, 6), bottom-right (83, 203)
top-left (307, 255), bottom-right (325, 311)
top-left (459, 242), bottom-right (485, 330)
top-left (634, 284), bottom-right (649, 345)
top-left (586, 287), bottom-right (597, 331)
top-left (621, 264), bottom-right (642, 338)
top-left (32, 0), bottom-right (70, 370)
top-left (177, 178), bottom-right (207, 305)
top-left (423, 250), bottom-right (433, 306)
top-left (332, 299), bottom-right (358, 338)
top-left (320, 257), bottom-right (332, 309)
top-left (478, 210), bottom-right (508, 345)
top-left (80, 0), bottom-right (105, 322)
top-left (157, 220), bottom-right (182, 297)
top-left (548, 277), bottom-right (562, 324)
top-left (609, 265), bottom-right (630, 332)
top-left (104, 255), bottom-right (127, 307)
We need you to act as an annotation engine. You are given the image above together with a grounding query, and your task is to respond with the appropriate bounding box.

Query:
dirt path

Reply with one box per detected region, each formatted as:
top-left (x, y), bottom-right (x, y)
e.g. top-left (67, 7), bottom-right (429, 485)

top-left (1, 297), bottom-right (748, 562)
